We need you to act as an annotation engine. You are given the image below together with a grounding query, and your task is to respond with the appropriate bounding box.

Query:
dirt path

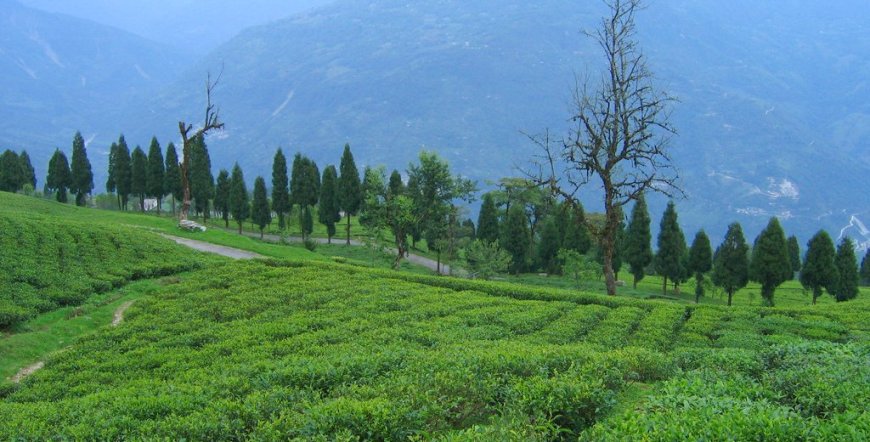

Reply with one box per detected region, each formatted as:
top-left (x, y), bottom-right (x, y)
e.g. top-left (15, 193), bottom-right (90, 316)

top-left (160, 234), bottom-right (264, 260)
top-left (112, 300), bottom-right (135, 326)
top-left (10, 361), bottom-right (44, 383)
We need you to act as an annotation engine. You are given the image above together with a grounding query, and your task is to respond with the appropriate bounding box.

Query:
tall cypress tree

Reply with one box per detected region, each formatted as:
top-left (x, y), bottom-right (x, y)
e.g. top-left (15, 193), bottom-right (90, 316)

top-left (800, 230), bottom-right (837, 305)
top-left (271, 149), bottom-right (290, 230)
top-left (787, 235), bottom-right (801, 279)
top-left (712, 222), bottom-right (750, 306)
top-left (252, 176), bottom-right (271, 239)
top-left (106, 142), bottom-right (118, 207)
top-left (19, 150), bottom-right (36, 190)
top-left (688, 230), bottom-right (713, 303)
top-left (387, 169), bottom-right (404, 199)
top-left (338, 144), bottom-right (362, 245)
top-left (0, 150), bottom-right (20, 192)
top-left (301, 205), bottom-right (314, 240)
top-left (229, 163), bottom-right (249, 234)
top-left (45, 149), bottom-right (71, 203)
top-left (146, 137), bottom-right (165, 214)
top-left (655, 201), bottom-right (686, 296)
top-left (214, 169), bottom-right (231, 228)
top-left (624, 194), bottom-right (653, 288)
top-left (750, 217), bottom-right (792, 306)
top-left (319, 165), bottom-right (340, 243)
top-left (164, 143), bottom-right (182, 215)
top-left (130, 146), bottom-right (148, 212)
top-left (188, 135), bottom-right (214, 222)
top-left (833, 237), bottom-right (859, 302)
top-left (115, 136), bottom-right (132, 211)
top-left (537, 216), bottom-right (561, 274)
top-left (477, 193), bottom-right (500, 243)
top-left (563, 203), bottom-right (591, 255)
top-left (860, 249), bottom-right (870, 287)
top-left (502, 204), bottom-right (530, 274)
top-left (69, 131), bottom-right (93, 206)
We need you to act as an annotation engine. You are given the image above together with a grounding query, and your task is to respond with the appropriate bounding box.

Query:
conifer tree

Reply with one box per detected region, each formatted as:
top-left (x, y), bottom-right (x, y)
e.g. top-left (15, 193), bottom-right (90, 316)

top-left (388, 169), bottom-right (404, 199)
top-left (833, 237), bottom-right (859, 302)
top-left (271, 149), bottom-right (290, 230)
top-left (115, 136), bottom-right (132, 210)
top-left (688, 230), bottom-right (712, 303)
top-left (712, 222), bottom-right (750, 306)
top-left (19, 150), bottom-right (36, 190)
top-left (502, 204), bottom-right (530, 274)
top-left (477, 193), bottom-right (500, 243)
top-left (563, 203), bottom-right (591, 255)
top-left (301, 205), bottom-right (314, 240)
top-left (130, 146), bottom-right (148, 212)
top-left (338, 144), bottom-right (362, 245)
top-left (787, 235), bottom-right (801, 279)
top-left (188, 135), bottom-right (214, 222)
top-left (164, 143), bottom-right (182, 215)
top-left (750, 217), bottom-right (792, 306)
top-left (860, 249), bottom-right (870, 286)
top-left (106, 142), bottom-right (118, 207)
top-left (319, 165), bottom-right (340, 243)
top-left (0, 150), bottom-right (20, 192)
top-left (252, 176), bottom-right (271, 239)
top-left (45, 149), bottom-right (71, 203)
top-left (655, 201), bottom-right (686, 296)
top-left (214, 169), bottom-right (231, 227)
top-left (537, 216), bottom-right (561, 274)
top-left (624, 194), bottom-right (653, 288)
top-left (146, 137), bottom-right (165, 214)
top-left (69, 131), bottom-right (93, 206)
top-left (229, 163), bottom-right (249, 234)
top-left (800, 230), bottom-right (837, 305)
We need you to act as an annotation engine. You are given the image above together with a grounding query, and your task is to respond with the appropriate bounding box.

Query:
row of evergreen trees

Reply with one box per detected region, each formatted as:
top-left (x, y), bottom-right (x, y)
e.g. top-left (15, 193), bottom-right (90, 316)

top-left (0, 149), bottom-right (36, 194)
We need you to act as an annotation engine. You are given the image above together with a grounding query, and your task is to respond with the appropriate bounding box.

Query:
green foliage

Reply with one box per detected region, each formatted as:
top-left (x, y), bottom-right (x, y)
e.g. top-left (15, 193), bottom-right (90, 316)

top-left (338, 144), bottom-right (362, 244)
top-left (688, 230), bottom-right (713, 302)
top-left (712, 222), bottom-right (750, 306)
top-left (69, 131), bottom-right (93, 206)
top-left (290, 153), bottom-right (320, 208)
top-left (537, 216), bottom-right (561, 274)
top-left (163, 143), bottom-right (182, 213)
top-left (0, 150), bottom-right (22, 192)
top-left (502, 205), bottom-right (530, 274)
top-left (300, 205), bottom-right (314, 239)
top-left (558, 249), bottom-right (600, 286)
top-left (476, 193), bottom-right (499, 243)
top-left (465, 240), bottom-right (511, 280)
top-left (213, 169), bottom-right (231, 227)
top-left (229, 163), bottom-right (249, 234)
top-left (251, 176), bottom-right (271, 236)
top-left (105, 142), bottom-right (117, 195)
top-left (271, 149), bottom-right (290, 230)
top-left (188, 135), bottom-right (214, 220)
top-left (129, 146), bottom-right (148, 212)
top-left (563, 203), bottom-right (591, 255)
top-left (387, 169), bottom-right (403, 199)
top-left (750, 217), bottom-right (792, 306)
top-left (113, 135), bottom-right (132, 210)
top-left (801, 230), bottom-right (838, 304)
top-left (19, 150), bottom-right (36, 190)
top-left (45, 149), bottom-right (71, 203)
top-left (146, 137), bottom-right (165, 212)
top-left (787, 235), bottom-right (801, 277)
top-left (655, 201), bottom-right (686, 295)
top-left (624, 194), bottom-right (653, 288)
top-left (833, 237), bottom-right (859, 302)
top-left (318, 165), bottom-right (340, 241)
top-left (861, 249), bottom-right (870, 286)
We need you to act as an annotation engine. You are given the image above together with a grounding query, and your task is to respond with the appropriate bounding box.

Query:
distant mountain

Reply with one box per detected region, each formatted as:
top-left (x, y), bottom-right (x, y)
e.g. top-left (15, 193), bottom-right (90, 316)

top-left (0, 0), bottom-right (185, 174)
top-left (2, 0), bottom-right (868, 245)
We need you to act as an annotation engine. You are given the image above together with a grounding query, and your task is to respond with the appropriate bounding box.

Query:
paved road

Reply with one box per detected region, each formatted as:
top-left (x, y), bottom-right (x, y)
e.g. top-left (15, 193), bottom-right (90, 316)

top-left (160, 234), bottom-right (264, 260)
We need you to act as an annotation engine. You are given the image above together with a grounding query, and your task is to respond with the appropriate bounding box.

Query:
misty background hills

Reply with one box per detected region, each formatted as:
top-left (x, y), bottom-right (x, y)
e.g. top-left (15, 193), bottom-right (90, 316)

top-left (0, 0), bottom-right (867, 249)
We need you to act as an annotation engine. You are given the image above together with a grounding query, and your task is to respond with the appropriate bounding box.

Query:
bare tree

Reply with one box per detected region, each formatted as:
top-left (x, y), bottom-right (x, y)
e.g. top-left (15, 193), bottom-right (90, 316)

top-left (527, 0), bottom-right (680, 296)
top-left (178, 71), bottom-right (224, 221)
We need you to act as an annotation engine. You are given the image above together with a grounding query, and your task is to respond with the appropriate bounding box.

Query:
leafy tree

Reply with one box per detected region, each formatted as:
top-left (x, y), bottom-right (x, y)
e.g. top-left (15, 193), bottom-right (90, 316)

top-left (19, 150), bottom-right (36, 190)
top-left (45, 149), bottom-right (71, 203)
top-left (860, 249), bottom-right (870, 286)
top-left (688, 230), bottom-right (713, 303)
top-left (833, 237), bottom-right (859, 302)
top-left (655, 201), bottom-right (686, 296)
top-left (799, 230), bottom-right (837, 305)
top-left (213, 169), bottom-right (231, 227)
top-left (130, 146), bottom-right (148, 212)
top-left (271, 149), bottom-right (290, 230)
top-left (750, 217), bottom-right (792, 306)
top-left (319, 165), bottom-right (341, 243)
top-left (624, 194), bottom-right (653, 288)
top-left (338, 144), bottom-right (362, 245)
top-left (188, 135), bottom-right (214, 222)
top-left (537, 216), bottom-right (561, 274)
top-left (229, 163), bottom-right (249, 234)
top-left (164, 143), bottom-right (182, 215)
top-left (146, 137), bottom-right (165, 214)
top-left (114, 136), bottom-right (132, 210)
top-left (477, 193), bottom-right (500, 243)
top-left (787, 235), bottom-right (801, 279)
top-left (465, 240), bottom-right (511, 280)
top-left (69, 131), bottom-right (94, 206)
top-left (563, 203), bottom-right (591, 254)
top-left (0, 150), bottom-right (21, 192)
top-left (529, 0), bottom-right (679, 295)
top-left (502, 204), bottom-right (530, 274)
top-left (712, 222), bottom-right (750, 306)
top-left (559, 249), bottom-right (601, 287)
top-left (252, 176), bottom-right (271, 238)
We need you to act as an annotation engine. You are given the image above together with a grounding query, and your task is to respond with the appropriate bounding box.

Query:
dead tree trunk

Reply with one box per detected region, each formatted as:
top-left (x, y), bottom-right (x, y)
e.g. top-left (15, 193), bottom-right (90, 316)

top-left (178, 72), bottom-right (224, 222)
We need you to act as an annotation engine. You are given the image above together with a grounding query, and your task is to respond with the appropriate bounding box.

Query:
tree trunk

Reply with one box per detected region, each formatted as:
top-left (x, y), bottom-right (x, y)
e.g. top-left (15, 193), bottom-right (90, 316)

top-left (633, 274), bottom-right (639, 289)
top-left (602, 189), bottom-right (618, 296)
top-left (346, 216), bottom-right (352, 245)
top-left (436, 250), bottom-right (442, 275)
top-left (171, 196), bottom-right (175, 215)
top-left (238, 221), bottom-right (242, 234)
top-left (260, 229), bottom-right (264, 240)
top-left (662, 276), bottom-right (668, 296)
top-left (727, 290), bottom-right (733, 306)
